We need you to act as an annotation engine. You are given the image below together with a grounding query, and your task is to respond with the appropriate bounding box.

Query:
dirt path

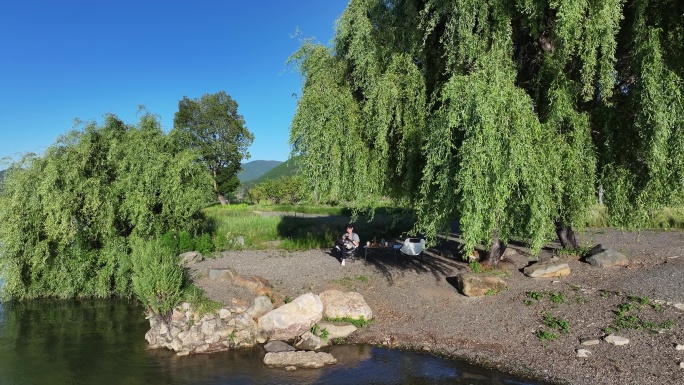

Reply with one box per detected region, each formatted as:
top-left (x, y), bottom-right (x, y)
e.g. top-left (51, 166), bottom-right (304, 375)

top-left (193, 228), bottom-right (684, 385)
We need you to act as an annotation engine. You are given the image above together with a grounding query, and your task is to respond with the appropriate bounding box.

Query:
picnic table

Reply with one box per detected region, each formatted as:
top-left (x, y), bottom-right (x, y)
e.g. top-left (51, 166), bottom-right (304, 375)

top-left (363, 242), bottom-right (402, 263)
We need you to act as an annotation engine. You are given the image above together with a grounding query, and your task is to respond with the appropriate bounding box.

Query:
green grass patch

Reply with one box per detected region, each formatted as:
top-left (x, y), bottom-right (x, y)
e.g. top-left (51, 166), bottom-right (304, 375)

top-left (604, 294), bottom-right (675, 334)
top-left (324, 316), bottom-right (373, 329)
top-left (586, 204), bottom-right (684, 229)
top-left (203, 204), bottom-right (414, 252)
top-left (181, 284), bottom-right (223, 318)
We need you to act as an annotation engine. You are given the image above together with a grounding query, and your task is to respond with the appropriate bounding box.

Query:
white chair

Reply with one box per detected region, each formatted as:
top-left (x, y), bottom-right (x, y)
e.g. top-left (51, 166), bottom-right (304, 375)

top-left (399, 238), bottom-right (426, 266)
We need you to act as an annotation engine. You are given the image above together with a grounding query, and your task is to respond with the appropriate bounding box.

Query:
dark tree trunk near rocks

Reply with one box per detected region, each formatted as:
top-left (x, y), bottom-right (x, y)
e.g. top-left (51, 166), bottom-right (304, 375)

top-left (484, 228), bottom-right (505, 267)
top-left (555, 221), bottom-right (578, 249)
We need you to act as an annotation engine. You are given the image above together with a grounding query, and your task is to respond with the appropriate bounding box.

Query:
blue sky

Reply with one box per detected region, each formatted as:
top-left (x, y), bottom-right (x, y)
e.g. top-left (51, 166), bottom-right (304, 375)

top-left (0, 0), bottom-right (348, 167)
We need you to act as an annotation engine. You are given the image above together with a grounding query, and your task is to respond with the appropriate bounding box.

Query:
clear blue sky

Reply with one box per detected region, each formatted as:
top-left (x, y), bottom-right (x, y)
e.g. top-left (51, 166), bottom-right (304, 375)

top-left (0, 0), bottom-right (348, 167)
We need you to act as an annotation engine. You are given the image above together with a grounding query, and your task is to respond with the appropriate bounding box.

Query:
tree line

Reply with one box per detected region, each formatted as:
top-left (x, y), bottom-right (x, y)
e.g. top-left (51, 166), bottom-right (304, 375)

top-left (289, 0), bottom-right (684, 266)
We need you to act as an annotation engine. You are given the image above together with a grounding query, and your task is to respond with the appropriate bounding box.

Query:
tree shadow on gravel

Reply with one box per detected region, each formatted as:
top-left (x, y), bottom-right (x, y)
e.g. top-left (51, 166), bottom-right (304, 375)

top-left (360, 245), bottom-right (467, 286)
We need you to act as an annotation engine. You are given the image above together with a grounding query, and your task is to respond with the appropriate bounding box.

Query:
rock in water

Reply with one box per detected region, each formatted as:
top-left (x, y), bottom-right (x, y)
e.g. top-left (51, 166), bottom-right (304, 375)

top-left (263, 351), bottom-right (337, 369)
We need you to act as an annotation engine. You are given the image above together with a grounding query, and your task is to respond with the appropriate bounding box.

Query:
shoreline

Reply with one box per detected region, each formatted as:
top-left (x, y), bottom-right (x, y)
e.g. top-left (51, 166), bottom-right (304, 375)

top-left (193, 228), bottom-right (684, 385)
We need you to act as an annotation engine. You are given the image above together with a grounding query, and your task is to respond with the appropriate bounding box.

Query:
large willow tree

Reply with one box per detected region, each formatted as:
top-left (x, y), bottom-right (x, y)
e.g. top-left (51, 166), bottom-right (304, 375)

top-left (0, 114), bottom-right (212, 300)
top-left (290, 0), bottom-right (684, 265)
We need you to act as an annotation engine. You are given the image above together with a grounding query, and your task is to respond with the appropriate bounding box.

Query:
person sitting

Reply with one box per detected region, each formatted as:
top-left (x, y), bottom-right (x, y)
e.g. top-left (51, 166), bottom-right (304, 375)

top-left (334, 223), bottom-right (359, 266)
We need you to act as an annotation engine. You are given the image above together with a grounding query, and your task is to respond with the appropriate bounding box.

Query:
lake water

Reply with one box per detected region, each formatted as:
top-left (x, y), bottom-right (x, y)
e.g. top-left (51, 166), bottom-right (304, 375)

top-left (0, 299), bottom-right (542, 385)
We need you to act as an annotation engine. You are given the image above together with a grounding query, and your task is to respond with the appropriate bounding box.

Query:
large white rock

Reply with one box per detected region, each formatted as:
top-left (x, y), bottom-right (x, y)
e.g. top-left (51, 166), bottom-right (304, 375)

top-left (263, 351), bottom-right (337, 368)
top-left (319, 290), bottom-right (373, 320)
top-left (258, 293), bottom-right (323, 341)
top-left (246, 295), bottom-right (274, 319)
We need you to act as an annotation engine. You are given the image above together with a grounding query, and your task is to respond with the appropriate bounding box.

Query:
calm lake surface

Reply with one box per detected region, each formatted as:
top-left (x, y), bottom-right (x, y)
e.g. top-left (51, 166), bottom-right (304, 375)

top-left (0, 299), bottom-right (542, 385)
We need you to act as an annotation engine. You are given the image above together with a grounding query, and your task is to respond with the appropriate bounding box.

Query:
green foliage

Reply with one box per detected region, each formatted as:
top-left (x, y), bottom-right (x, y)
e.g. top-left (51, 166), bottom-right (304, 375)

top-left (324, 315), bottom-right (373, 329)
top-left (289, 0), bottom-right (684, 261)
top-left (203, 204), bottom-right (413, 251)
top-left (548, 291), bottom-right (565, 304)
top-left (0, 114), bottom-right (212, 301)
top-left (172, 91), bottom-right (254, 204)
top-left (535, 330), bottom-right (558, 343)
top-left (240, 157), bottom-right (300, 191)
top-left (130, 238), bottom-right (184, 317)
top-left (526, 291), bottom-right (543, 301)
top-left (542, 311), bottom-right (570, 333)
top-left (237, 160), bottom-right (283, 183)
top-left (604, 294), bottom-right (675, 333)
top-left (181, 284), bottom-right (223, 318)
top-left (469, 261), bottom-right (482, 273)
top-left (311, 323), bottom-right (330, 339)
top-left (247, 176), bottom-right (305, 204)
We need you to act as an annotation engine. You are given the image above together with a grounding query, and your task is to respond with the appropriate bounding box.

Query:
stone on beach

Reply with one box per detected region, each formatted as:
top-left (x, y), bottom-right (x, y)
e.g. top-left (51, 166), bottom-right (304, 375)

top-left (246, 295), bottom-right (274, 319)
top-left (207, 267), bottom-right (237, 281)
top-left (523, 259), bottom-right (571, 278)
top-left (315, 321), bottom-right (358, 339)
top-left (585, 245), bottom-right (629, 267)
top-left (258, 293), bottom-right (323, 341)
top-left (604, 334), bottom-right (629, 346)
top-left (319, 290), bottom-right (373, 320)
top-left (455, 273), bottom-right (507, 297)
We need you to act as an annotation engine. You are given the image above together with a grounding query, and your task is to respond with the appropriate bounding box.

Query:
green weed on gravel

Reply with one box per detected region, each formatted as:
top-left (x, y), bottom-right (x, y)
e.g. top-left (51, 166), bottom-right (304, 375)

top-left (325, 316), bottom-right (373, 329)
top-left (603, 294), bottom-right (675, 334)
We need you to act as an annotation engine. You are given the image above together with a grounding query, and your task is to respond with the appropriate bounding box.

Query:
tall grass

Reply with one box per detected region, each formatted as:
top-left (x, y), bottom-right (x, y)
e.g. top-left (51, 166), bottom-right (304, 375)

top-left (586, 204), bottom-right (684, 229)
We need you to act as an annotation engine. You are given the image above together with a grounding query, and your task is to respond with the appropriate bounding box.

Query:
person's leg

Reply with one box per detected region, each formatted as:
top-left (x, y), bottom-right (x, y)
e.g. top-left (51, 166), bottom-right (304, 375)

top-left (335, 238), bottom-right (346, 260)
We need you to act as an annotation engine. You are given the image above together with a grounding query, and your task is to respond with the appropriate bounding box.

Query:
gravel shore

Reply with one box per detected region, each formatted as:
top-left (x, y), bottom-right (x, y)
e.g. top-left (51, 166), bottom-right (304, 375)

top-left (193, 228), bottom-right (684, 385)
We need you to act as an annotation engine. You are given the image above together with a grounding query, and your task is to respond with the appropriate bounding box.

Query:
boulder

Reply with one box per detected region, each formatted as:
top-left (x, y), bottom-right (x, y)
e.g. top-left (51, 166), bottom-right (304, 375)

top-left (180, 251), bottom-right (203, 264)
top-left (315, 321), bottom-right (357, 339)
top-left (263, 351), bottom-right (337, 369)
top-left (455, 273), bottom-right (507, 297)
top-left (246, 295), bottom-right (274, 319)
top-left (523, 259), bottom-right (571, 278)
top-left (295, 331), bottom-right (328, 351)
top-left (234, 275), bottom-right (273, 296)
top-left (585, 245), bottom-right (629, 267)
top-left (319, 290), bottom-right (373, 320)
top-left (264, 340), bottom-right (296, 353)
top-left (258, 293), bottom-right (323, 341)
top-left (208, 268), bottom-right (237, 281)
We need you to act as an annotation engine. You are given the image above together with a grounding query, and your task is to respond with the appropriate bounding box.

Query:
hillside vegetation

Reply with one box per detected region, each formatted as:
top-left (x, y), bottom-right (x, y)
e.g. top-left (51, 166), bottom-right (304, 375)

top-left (241, 157), bottom-right (300, 190)
top-left (237, 160), bottom-right (282, 182)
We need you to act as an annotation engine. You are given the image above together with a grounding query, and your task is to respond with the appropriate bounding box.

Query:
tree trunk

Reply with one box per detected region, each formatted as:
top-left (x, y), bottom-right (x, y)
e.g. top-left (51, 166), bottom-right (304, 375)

top-left (217, 193), bottom-right (229, 205)
top-left (484, 228), bottom-right (505, 267)
top-left (555, 221), bottom-right (578, 249)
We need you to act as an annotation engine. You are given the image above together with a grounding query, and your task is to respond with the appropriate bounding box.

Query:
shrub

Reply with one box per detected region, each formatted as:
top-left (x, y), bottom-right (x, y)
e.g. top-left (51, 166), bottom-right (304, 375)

top-left (130, 238), bottom-right (184, 317)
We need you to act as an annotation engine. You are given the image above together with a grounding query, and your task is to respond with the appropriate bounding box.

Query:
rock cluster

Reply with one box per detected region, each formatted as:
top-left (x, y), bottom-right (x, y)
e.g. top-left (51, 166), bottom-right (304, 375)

top-left (145, 288), bottom-right (370, 369)
top-left (145, 295), bottom-right (273, 356)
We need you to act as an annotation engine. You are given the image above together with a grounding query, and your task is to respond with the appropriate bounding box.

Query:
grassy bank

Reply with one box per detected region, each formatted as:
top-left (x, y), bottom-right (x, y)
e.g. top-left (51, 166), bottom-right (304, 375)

top-left (586, 205), bottom-right (684, 229)
top-left (204, 204), bottom-right (415, 252)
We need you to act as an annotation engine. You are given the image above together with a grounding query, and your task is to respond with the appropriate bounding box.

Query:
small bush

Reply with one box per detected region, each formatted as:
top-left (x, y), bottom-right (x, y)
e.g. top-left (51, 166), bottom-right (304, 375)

top-left (194, 233), bottom-right (213, 254)
top-left (178, 231), bottom-right (194, 252)
top-left (130, 237), bottom-right (184, 317)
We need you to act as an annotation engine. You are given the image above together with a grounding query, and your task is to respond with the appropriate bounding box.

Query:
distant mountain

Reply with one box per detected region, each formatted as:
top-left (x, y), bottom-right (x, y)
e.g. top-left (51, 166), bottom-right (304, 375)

top-left (0, 169), bottom-right (5, 183)
top-left (237, 160), bottom-right (282, 182)
top-left (240, 157), bottom-right (301, 191)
